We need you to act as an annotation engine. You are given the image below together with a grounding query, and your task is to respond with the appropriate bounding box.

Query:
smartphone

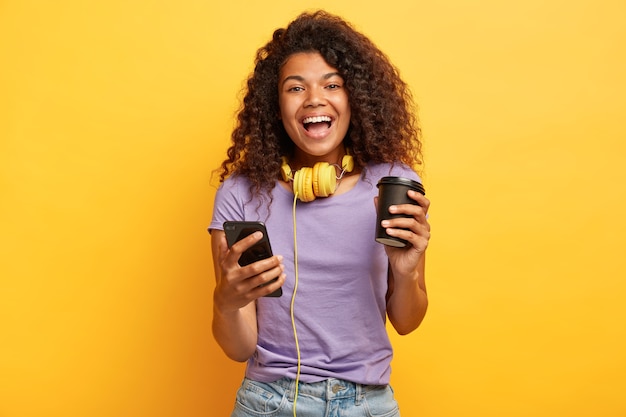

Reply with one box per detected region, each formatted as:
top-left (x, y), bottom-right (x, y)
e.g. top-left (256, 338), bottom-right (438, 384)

top-left (223, 221), bottom-right (282, 297)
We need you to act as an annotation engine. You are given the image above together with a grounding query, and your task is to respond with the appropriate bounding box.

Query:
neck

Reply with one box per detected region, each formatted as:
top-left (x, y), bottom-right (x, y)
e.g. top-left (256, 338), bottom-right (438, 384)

top-left (290, 150), bottom-right (346, 171)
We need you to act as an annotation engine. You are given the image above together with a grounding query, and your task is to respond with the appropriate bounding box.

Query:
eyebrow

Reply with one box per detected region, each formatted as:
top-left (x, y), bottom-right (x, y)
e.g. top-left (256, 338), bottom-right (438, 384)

top-left (281, 72), bottom-right (342, 86)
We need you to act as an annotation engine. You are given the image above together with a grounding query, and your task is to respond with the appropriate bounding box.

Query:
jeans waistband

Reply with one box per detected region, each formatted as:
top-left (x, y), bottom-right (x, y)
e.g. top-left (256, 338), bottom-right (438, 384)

top-left (266, 377), bottom-right (385, 403)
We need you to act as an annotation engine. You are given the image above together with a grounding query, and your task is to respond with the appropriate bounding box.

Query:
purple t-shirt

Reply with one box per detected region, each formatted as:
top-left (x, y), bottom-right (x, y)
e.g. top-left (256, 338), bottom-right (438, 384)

top-left (210, 162), bottom-right (421, 385)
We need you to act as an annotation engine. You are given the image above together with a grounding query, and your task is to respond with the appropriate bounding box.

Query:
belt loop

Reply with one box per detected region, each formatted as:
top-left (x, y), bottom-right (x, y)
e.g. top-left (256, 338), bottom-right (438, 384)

top-left (287, 378), bottom-right (296, 402)
top-left (355, 383), bottom-right (363, 405)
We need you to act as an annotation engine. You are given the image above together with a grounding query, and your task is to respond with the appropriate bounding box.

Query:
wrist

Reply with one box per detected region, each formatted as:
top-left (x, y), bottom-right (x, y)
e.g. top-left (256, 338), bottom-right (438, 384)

top-left (212, 293), bottom-right (241, 318)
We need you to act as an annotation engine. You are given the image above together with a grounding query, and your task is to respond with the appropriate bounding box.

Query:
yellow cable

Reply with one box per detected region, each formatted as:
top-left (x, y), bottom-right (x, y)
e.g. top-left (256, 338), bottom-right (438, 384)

top-left (290, 192), bottom-right (301, 417)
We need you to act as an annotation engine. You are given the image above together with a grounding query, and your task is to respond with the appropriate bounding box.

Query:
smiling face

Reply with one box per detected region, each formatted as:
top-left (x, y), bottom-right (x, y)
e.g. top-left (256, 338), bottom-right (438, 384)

top-left (278, 52), bottom-right (351, 167)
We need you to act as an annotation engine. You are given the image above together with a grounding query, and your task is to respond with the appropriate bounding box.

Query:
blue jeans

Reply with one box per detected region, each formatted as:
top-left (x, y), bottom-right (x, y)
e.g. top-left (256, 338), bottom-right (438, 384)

top-left (231, 377), bottom-right (401, 417)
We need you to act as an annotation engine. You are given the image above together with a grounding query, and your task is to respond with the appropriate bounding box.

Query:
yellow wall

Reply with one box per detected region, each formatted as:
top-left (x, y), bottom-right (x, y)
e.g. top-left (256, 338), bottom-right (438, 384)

top-left (1, 1), bottom-right (625, 416)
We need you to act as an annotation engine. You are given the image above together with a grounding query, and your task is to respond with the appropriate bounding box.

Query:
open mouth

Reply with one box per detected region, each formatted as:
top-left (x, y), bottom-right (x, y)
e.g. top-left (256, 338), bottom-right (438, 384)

top-left (302, 115), bottom-right (332, 132)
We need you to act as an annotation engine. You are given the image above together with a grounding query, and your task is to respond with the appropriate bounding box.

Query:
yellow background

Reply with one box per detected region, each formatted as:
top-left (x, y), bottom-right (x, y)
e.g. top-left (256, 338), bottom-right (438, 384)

top-left (1, 0), bottom-right (625, 416)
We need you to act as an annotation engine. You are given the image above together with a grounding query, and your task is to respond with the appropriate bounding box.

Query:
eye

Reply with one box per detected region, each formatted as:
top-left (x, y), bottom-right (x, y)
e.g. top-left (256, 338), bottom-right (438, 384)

top-left (326, 83), bottom-right (342, 90)
top-left (287, 85), bottom-right (304, 92)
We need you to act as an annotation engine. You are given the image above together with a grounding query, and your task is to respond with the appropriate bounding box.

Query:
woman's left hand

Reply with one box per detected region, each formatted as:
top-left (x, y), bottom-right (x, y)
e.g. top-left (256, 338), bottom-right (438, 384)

top-left (376, 190), bottom-right (431, 278)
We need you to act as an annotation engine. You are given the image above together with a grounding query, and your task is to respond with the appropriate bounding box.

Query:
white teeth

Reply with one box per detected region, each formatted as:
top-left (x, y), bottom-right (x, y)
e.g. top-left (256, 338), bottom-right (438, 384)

top-left (303, 116), bottom-right (332, 124)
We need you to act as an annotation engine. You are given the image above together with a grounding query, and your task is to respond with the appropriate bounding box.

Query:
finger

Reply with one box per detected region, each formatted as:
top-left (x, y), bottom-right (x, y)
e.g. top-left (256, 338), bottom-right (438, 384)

top-left (249, 272), bottom-right (286, 298)
top-left (228, 231), bottom-right (264, 260)
top-left (239, 263), bottom-right (285, 299)
top-left (407, 190), bottom-right (430, 213)
top-left (385, 226), bottom-right (430, 252)
top-left (243, 254), bottom-right (284, 276)
top-left (388, 203), bottom-right (427, 220)
top-left (247, 263), bottom-right (285, 290)
top-left (212, 230), bottom-right (232, 270)
top-left (382, 217), bottom-right (429, 241)
top-left (213, 230), bottom-right (229, 258)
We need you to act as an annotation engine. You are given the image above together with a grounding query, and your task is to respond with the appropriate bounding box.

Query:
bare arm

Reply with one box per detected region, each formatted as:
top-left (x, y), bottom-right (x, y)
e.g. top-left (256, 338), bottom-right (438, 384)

top-left (211, 230), bottom-right (285, 361)
top-left (386, 253), bottom-right (428, 335)
top-left (378, 190), bottom-right (431, 335)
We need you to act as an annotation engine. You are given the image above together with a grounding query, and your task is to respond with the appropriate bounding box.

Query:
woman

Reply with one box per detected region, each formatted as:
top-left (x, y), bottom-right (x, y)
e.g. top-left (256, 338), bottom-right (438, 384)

top-left (209, 10), bottom-right (431, 416)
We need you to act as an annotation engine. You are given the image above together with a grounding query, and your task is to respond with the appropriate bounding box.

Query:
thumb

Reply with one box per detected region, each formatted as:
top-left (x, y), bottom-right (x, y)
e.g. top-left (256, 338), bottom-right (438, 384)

top-left (218, 231), bottom-right (229, 257)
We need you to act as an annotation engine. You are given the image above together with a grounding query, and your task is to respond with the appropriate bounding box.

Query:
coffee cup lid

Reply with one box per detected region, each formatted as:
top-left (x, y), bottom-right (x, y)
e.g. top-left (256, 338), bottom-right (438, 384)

top-left (377, 176), bottom-right (425, 195)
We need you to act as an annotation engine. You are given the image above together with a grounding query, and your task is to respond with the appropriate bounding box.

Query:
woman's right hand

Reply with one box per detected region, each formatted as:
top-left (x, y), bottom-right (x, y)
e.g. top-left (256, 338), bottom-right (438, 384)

top-left (212, 230), bottom-right (286, 313)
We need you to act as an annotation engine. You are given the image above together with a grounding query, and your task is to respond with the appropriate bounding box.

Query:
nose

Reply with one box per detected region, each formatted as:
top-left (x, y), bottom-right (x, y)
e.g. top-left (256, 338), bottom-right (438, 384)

top-left (304, 87), bottom-right (326, 107)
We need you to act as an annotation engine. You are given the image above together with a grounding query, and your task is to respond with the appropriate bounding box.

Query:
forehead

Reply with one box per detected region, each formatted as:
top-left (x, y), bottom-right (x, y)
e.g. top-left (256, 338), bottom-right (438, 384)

top-left (279, 52), bottom-right (341, 80)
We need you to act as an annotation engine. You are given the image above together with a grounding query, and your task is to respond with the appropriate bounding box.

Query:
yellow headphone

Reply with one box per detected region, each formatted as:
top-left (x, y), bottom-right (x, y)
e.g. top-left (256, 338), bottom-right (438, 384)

top-left (280, 151), bottom-right (355, 202)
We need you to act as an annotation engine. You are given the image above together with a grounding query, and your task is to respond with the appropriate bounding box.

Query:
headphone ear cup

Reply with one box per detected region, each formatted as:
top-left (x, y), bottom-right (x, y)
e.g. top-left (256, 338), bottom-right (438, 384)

top-left (341, 154), bottom-right (354, 173)
top-left (284, 154), bottom-right (349, 202)
top-left (312, 162), bottom-right (336, 197)
top-left (280, 157), bottom-right (293, 182)
top-left (294, 167), bottom-right (316, 202)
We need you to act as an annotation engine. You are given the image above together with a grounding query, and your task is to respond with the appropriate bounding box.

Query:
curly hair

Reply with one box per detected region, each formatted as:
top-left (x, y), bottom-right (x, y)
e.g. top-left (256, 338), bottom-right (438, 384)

top-left (217, 10), bottom-right (422, 198)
